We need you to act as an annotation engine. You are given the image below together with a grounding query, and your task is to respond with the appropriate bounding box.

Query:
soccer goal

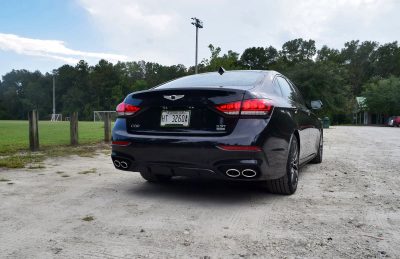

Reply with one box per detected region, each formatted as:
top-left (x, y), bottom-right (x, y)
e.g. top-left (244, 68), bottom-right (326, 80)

top-left (50, 113), bottom-right (62, 121)
top-left (93, 111), bottom-right (117, 122)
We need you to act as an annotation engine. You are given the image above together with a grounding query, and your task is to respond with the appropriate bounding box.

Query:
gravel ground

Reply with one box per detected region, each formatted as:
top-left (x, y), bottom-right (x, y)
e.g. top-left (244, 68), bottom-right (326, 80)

top-left (0, 126), bottom-right (399, 258)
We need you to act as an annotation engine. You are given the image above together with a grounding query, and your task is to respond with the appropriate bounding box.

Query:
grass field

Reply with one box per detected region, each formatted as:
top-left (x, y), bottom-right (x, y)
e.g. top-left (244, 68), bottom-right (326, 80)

top-left (0, 120), bottom-right (113, 154)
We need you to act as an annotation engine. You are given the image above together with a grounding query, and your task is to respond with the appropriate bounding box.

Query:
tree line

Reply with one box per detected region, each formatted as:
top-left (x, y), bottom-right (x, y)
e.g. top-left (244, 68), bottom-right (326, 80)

top-left (1, 38), bottom-right (400, 122)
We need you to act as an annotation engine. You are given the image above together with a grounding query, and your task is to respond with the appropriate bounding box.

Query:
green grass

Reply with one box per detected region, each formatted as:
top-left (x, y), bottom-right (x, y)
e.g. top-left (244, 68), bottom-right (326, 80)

top-left (0, 153), bottom-right (45, 168)
top-left (0, 144), bottom-right (109, 168)
top-left (0, 120), bottom-right (113, 154)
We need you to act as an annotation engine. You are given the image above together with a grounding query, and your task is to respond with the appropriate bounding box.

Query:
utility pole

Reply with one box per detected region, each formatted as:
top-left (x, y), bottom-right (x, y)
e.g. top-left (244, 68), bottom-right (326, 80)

top-left (51, 75), bottom-right (56, 121)
top-left (191, 17), bottom-right (203, 74)
top-left (52, 76), bottom-right (55, 116)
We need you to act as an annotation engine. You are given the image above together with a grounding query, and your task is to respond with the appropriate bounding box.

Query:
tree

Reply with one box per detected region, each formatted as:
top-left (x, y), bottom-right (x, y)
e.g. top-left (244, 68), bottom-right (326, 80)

top-left (371, 42), bottom-right (400, 78)
top-left (280, 38), bottom-right (316, 63)
top-left (1, 38), bottom-right (399, 124)
top-left (363, 77), bottom-right (400, 115)
top-left (341, 40), bottom-right (378, 95)
top-left (240, 47), bottom-right (267, 69)
top-left (316, 46), bottom-right (341, 63)
top-left (202, 44), bottom-right (241, 71)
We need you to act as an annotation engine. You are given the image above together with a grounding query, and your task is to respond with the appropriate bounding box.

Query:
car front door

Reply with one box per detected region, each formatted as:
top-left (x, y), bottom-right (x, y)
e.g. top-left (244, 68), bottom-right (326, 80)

top-left (287, 79), bottom-right (321, 157)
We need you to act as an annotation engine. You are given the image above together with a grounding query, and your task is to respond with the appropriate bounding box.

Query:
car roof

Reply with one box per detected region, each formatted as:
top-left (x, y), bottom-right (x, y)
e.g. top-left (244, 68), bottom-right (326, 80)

top-left (153, 70), bottom-right (280, 90)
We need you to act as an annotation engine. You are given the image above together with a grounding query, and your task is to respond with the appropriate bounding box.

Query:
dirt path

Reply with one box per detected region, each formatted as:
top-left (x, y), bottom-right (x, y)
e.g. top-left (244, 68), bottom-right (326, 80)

top-left (1, 126), bottom-right (399, 258)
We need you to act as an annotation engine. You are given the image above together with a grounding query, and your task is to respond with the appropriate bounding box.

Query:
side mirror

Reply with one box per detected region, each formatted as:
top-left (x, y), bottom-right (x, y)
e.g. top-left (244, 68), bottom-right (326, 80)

top-left (310, 100), bottom-right (323, 110)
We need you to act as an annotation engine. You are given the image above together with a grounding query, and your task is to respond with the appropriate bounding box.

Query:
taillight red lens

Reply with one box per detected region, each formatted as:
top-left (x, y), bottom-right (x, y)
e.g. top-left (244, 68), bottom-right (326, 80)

top-left (116, 102), bottom-right (140, 116)
top-left (215, 101), bottom-right (241, 115)
top-left (241, 99), bottom-right (273, 115)
top-left (215, 99), bottom-right (273, 116)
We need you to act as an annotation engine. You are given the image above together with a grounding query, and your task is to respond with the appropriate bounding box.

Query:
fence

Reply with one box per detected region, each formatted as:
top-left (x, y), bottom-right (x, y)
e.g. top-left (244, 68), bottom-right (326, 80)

top-left (28, 110), bottom-right (112, 151)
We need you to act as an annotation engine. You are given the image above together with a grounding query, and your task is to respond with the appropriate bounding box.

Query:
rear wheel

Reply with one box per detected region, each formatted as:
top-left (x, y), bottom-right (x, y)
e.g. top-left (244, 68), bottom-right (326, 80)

top-left (140, 172), bottom-right (172, 182)
top-left (266, 136), bottom-right (299, 195)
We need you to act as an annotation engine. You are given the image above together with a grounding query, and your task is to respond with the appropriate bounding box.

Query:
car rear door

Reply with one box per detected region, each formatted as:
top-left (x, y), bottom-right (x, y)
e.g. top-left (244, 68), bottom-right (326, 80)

top-left (275, 76), bottom-right (313, 160)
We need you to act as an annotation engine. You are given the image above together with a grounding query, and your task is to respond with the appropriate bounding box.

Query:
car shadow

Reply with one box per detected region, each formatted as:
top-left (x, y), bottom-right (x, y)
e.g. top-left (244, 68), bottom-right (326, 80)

top-left (124, 177), bottom-right (285, 205)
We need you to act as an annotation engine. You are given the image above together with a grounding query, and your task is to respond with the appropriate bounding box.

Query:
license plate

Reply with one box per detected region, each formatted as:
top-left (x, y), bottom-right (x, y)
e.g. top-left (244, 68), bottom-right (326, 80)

top-left (160, 110), bottom-right (190, 127)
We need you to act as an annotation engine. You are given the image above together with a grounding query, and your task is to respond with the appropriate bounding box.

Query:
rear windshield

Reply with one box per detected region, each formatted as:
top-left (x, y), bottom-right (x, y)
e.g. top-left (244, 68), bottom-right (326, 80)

top-left (156, 71), bottom-right (264, 89)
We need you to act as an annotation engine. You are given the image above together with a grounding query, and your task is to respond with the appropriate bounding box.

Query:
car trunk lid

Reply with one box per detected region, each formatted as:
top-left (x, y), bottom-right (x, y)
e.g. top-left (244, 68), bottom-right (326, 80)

top-left (124, 88), bottom-right (246, 136)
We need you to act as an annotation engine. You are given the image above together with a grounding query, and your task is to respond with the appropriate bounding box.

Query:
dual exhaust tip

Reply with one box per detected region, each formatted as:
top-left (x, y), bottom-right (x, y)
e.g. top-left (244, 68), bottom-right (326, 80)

top-left (113, 159), bottom-right (129, 169)
top-left (226, 168), bottom-right (257, 178)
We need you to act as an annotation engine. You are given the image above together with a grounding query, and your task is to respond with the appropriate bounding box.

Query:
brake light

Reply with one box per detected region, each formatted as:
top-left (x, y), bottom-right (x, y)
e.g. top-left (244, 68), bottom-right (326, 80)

top-left (215, 99), bottom-right (273, 116)
top-left (241, 99), bottom-right (273, 115)
top-left (215, 101), bottom-right (242, 115)
top-left (116, 102), bottom-right (140, 116)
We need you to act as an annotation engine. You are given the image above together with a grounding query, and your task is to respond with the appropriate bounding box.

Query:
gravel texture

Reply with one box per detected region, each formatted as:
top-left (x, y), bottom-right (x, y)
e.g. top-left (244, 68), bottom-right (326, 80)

top-left (0, 126), bottom-right (399, 258)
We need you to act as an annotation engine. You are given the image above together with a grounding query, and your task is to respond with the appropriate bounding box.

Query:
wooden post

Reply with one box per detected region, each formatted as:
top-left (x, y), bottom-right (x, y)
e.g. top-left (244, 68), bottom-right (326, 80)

top-left (70, 112), bottom-right (78, 146)
top-left (28, 110), bottom-right (39, 151)
top-left (104, 113), bottom-right (111, 142)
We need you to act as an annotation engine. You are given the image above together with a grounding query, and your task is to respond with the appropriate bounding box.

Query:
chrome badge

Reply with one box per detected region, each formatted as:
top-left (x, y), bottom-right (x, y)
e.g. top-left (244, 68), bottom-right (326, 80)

top-left (163, 95), bottom-right (184, 101)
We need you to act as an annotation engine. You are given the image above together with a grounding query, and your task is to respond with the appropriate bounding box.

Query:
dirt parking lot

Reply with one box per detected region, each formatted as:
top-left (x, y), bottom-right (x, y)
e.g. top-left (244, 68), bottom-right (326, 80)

top-left (0, 126), bottom-right (399, 258)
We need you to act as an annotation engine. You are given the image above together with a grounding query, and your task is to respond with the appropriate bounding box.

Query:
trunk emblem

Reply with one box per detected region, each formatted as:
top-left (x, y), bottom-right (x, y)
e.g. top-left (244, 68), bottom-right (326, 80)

top-left (164, 95), bottom-right (184, 101)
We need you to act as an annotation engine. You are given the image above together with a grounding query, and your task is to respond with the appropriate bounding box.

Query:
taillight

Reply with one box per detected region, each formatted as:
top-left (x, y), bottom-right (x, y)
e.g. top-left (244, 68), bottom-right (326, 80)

top-left (241, 99), bottom-right (273, 115)
top-left (215, 99), bottom-right (273, 116)
top-left (215, 101), bottom-right (241, 115)
top-left (116, 102), bottom-right (140, 116)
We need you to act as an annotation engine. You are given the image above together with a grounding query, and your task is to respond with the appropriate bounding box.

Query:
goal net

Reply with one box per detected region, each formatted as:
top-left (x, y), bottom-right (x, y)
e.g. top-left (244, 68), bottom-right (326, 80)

top-left (50, 114), bottom-right (62, 121)
top-left (93, 111), bottom-right (117, 122)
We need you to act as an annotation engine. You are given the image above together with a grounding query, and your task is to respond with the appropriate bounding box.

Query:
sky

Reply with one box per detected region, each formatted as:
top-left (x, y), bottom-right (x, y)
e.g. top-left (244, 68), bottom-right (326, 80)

top-left (1, 0), bottom-right (400, 77)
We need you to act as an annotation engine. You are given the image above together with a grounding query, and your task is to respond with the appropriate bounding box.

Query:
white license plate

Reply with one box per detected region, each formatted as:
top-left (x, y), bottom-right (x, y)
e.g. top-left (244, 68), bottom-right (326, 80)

top-left (160, 110), bottom-right (190, 127)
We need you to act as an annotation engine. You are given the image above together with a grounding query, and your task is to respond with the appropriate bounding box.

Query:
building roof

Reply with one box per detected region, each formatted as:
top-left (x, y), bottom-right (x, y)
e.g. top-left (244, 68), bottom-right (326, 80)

top-left (355, 96), bottom-right (367, 111)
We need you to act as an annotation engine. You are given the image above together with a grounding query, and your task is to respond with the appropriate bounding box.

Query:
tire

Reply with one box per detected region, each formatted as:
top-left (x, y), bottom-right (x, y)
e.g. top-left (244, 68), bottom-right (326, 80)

top-left (140, 172), bottom-right (172, 182)
top-left (310, 132), bottom-right (323, 164)
top-left (266, 135), bottom-right (299, 195)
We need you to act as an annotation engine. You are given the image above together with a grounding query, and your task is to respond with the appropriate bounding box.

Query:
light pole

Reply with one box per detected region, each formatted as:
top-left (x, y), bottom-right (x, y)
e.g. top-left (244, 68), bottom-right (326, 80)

top-left (191, 17), bottom-right (203, 74)
top-left (50, 75), bottom-right (57, 121)
top-left (52, 76), bottom-right (55, 116)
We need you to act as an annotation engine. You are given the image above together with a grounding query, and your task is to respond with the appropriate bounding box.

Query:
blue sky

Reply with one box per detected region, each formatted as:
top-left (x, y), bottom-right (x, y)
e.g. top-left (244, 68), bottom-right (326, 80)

top-left (0, 0), bottom-right (113, 76)
top-left (1, 0), bottom-right (400, 78)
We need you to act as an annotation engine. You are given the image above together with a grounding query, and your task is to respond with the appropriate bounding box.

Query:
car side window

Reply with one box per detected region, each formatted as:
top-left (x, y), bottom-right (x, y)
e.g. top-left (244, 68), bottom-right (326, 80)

top-left (287, 80), bottom-right (306, 106)
top-left (276, 76), bottom-right (294, 100)
top-left (268, 77), bottom-right (283, 96)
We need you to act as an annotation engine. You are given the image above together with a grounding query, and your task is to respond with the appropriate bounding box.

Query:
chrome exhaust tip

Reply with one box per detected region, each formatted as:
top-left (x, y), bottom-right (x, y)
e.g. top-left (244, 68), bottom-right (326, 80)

top-left (241, 169), bottom-right (257, 178)
top-left (120, 161), bottom-right (128, 169)
top-left (226, 169), bottom-right (241, 178)
top-left (113, 160), bottom-right (121, 168)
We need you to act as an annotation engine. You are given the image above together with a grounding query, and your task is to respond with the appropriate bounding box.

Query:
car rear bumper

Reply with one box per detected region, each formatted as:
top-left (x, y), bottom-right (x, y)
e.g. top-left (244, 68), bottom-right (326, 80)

top-left (111, 118), bottom-right (289, 181)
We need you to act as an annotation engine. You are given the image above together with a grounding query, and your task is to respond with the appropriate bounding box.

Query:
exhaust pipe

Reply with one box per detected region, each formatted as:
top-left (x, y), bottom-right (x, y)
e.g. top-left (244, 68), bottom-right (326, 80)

top-left (120, 161), bottom-right (128, 169)
top-left (113, 160), bottom-right (121, 168)
top-left (226, 169), bottom-right (241, 178)
top-left (241, 169), bottom-right (257, 178)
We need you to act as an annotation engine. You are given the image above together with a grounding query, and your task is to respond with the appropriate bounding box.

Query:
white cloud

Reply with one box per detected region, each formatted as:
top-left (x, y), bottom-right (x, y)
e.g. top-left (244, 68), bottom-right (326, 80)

top-left (1, 0), bottom-right (399, 77)
top-left (0, 33), bottom-right (129, 65)
top-left (77, 0), bottom-right (180, 64)
top-left (76, 0), bottom-right (400, 66)
top-left (275, 0), bottom-right (398, 47)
